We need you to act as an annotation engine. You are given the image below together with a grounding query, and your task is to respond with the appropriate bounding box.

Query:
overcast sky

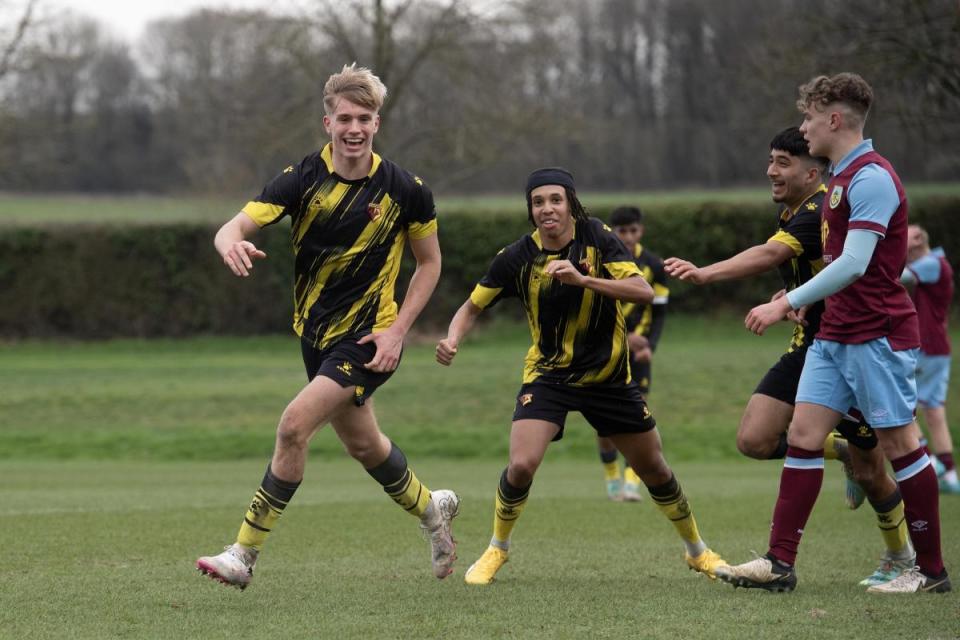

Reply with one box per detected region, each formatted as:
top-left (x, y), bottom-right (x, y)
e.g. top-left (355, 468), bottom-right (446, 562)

top-left (47, 0), bottom-right (295, 40)
top-left (44, 0), bottom-right (498, 41)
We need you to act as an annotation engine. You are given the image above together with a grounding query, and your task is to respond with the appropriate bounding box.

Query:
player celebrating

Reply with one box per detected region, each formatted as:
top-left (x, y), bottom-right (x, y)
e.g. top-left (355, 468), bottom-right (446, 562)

top-left (903, 224), bottom-right (958, 494)
top-left (664, 127), bottom-right (915, 587)
top-left (717, 73), bottom-right (949, 594)
top-left (196, 64), bottom-right (459, 590)
top-left (597, 206), bottom-right (669, 502)
top-left (436, 167), bottom-right (727, 585)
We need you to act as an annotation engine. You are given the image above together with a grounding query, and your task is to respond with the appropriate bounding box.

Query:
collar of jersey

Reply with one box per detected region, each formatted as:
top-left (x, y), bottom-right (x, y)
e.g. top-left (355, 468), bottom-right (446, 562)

top-left (781, 183), bottom-right (827, 222)
top-left (531, 225), bottom-right (576, 252)
top-left (320, 142), bottom-right (382, 182)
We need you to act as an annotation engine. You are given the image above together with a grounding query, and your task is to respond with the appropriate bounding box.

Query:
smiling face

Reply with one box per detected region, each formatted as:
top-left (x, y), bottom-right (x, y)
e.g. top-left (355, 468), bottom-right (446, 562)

top-left (767, 149), bottom-right (818, 209)
top-left (323, 97), bottom-right (380, 168)
top-left (530, 184), bottom-right (575, 248)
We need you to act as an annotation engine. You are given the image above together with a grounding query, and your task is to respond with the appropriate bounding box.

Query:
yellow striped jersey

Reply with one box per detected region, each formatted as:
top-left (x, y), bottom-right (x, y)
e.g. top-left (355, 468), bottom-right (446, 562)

top-left (469, 217), bottom-right (642, 386)
top-left (620, 243), bottom-right (669, 348)
top-left (767, 184), bottom-right (826, 351)
top-left (242, 143), bottom-right (437, 349)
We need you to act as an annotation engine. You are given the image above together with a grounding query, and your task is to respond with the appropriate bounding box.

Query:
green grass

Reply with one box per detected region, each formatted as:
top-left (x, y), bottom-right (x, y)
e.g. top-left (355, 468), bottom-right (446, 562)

top-left (2, 183), bottom-right (958, 224)
top-left (1, 458), bottom-right (957, 639)
top-left (2, 316), bottom-right (958, 461)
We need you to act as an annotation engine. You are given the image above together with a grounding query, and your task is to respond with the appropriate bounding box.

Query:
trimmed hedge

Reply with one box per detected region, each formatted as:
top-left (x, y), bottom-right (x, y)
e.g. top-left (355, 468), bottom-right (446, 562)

top-left (2, 196), bottom-right (957, 338)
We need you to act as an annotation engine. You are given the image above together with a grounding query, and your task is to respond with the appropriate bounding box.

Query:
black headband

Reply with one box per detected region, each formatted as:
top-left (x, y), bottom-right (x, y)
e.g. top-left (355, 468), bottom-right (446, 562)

top-left (525, 167), bottom-right (576, 200)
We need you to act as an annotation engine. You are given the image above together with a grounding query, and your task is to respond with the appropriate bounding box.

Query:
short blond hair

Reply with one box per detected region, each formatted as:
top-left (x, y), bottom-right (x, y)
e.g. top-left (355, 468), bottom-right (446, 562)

top-left (797, 73), bottom-right (873, 127)
top-left (323, 63), bottom-right (387, 115)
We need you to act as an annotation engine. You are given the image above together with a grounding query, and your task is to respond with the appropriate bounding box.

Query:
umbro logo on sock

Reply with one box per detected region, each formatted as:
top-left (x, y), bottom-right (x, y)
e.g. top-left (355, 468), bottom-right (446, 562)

top-left (910, 519), bottom-right (928, 532)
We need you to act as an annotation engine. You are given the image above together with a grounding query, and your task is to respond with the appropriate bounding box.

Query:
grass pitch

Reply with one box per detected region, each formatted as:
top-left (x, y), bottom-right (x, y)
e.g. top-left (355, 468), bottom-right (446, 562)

top-left (1, 458), bottom-right (957, 639)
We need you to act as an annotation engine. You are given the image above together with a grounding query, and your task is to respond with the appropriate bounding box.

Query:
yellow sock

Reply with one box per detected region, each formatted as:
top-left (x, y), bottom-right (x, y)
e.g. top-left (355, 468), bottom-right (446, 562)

top-left (649, 475), bottom-right (707, 556)
top-left (875, 497), bottom-right (911, 554)
top-left (823, 433), bottom-right (843, 460)
top-left (624, 467), bottom-right (641, 485)
top-left (492, 471), bottom-right (530, 549)
top-left (383, 468), bottom-right (432, 517)
top-left (602, 461), bottom-right (620, 482)
top-left (236, 465), bottom-right (300, 550)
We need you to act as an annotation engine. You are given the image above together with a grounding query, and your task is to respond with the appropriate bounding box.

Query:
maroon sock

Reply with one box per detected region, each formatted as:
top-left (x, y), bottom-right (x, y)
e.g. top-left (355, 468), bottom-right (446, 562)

top-left (767, 446), bottom-right (824, 566)
top-left (892, 449), bottom-right (944, 576)
top-left (937, 451), bottom-right (956, 472)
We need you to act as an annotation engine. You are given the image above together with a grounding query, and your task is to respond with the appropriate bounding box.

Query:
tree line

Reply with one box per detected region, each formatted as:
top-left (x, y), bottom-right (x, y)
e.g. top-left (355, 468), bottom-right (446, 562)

top-left (0, 0), bottom-right (956, 195)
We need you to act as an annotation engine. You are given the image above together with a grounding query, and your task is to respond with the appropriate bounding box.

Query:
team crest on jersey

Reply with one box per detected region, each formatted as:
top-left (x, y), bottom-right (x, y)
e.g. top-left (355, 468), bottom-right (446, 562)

top-left (367, 202), bottom-right (382, 221)
top-left (829, 186), bottom-right (843, 209)
top-left (520, 393), bottom-right (534, 406)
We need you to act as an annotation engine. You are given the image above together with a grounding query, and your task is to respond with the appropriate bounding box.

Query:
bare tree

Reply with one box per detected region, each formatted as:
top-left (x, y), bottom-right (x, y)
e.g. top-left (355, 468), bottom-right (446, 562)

top-left (0, 0), bottom-right (36, 79)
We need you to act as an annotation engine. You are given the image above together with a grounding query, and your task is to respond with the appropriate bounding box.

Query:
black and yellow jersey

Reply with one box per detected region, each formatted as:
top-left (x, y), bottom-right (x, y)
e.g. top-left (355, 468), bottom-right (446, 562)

top-left (621, 243), bottom-right (668, 349)
top-left (767, 184), bottom-right (826, 352)
top-left (242, 143), bottom-right (437, 349)
top-left (469, 217), bottom-right (642, 386)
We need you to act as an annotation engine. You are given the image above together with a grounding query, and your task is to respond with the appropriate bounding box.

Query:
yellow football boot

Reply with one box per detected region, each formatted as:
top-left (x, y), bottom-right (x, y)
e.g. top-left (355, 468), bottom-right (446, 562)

top-left (685, 548), bottom-right (729, 580)
top-left (464, 545), bottom-right (509, 585)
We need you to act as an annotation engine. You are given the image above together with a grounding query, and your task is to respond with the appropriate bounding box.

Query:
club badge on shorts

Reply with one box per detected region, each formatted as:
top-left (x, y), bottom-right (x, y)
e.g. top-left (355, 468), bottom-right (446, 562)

top-left (829, 185), bottom-right (843, 209)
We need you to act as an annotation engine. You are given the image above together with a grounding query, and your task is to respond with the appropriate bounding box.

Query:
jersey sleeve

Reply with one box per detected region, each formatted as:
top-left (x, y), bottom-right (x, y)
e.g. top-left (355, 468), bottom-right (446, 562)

top-left (907, 254), bottom-right (942, 284)
top-left (847, 164), bottom-right (900, 237)
top-left (241, 164), bottom-right (302, 227)
top-left (596, 222), bottom-right (642, 280)
top-left (469, 247), bottom-right (518, 310)
top-left (650, 256), bottom-right (669, 304)
top-left (405, 176), bottom-right (438, 240)
top-left (769, 209), bottom-right (822, 259)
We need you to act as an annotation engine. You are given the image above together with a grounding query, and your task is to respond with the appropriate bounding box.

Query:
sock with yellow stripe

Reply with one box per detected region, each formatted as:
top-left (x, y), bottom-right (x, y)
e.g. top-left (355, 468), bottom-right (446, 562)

top-left (366, 442), bottom-right (432, 518)
top-left (236, 464), bottom-right (301, 550)
top-left (624, 466), bottom-right (641, 486)
top-left (491, 469), bottom-right (531, 551)
top-left (647, 473), bottom-right (707, 557)
top-left (868, 488), bottom-right (913, 557)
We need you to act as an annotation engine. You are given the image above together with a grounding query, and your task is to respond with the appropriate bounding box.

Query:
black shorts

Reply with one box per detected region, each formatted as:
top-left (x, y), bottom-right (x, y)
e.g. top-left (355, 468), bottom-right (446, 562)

top-left (754, 345), bottom-right (878, 450)
top-left (754, 346), bottom-right (807, 405)
top-left (630, 359), bottom-right (652, 396)
top-left (301, 337), bottom-right (397, 406)
top-left (512, 382), bottom-right (656, 441)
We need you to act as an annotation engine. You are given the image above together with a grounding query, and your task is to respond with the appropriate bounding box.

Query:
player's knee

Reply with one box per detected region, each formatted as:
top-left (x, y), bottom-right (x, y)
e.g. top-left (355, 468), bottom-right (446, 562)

top-left (342, 437), bottom-right (381, 466)
top-left (736, 432), bottom-right (770, 459)
top-left (276, 408), bottom-right (313, 451)
top-left (507, 458), bottom-right (540, 487)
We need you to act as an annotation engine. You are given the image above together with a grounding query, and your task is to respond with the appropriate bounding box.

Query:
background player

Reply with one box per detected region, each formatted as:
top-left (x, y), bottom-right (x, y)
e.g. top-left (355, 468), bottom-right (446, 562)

top-left (597, 206), bottom-right (669, 502)
top-left (436, 167), bottom-right (727, 585)
top-left (195, 64), bottom-right (459, 589)
top-left (903, 224), bottom-right (958, 494)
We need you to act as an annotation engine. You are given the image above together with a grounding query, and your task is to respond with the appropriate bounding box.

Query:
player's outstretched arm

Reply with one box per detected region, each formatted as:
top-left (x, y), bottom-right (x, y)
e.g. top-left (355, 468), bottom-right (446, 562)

top-left (436, 299), bottom-right (483, 366)
top-left (214, 212), bottom-right (266, 277)
top-left (664, 241), bottom-right (794, 285)
top-left (745, 230), bottom-right (879, 336)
